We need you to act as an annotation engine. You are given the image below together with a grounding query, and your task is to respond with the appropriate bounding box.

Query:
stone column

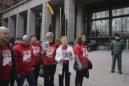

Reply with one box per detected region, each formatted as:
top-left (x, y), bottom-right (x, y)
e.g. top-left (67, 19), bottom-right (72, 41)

top-left (2, 18), bottom-right (8, 27)
top-left (16, 14), bottom-right (24, 38)
top-left (8, 17), bottom-right (16, 37)
top-left (64, 0), bottom-right (75, 41)
top-left (55, 13), bottom-right (61, 39)
top-left (41, 0), bottom-right (52, 41)
top-left (27, 9), bottom-right (36, 35)
top-left (76, 5), bottom-right (83, 37)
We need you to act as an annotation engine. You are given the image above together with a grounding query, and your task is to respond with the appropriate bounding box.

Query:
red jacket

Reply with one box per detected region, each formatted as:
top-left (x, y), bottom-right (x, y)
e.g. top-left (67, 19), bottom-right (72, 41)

top-left (42, 43), bottom-right (57, 65)
top-left (13, 44), bottom-right (34, 75)
top-left (0, 43), bottom-right (12, 80)
top-left (30, 43), bottom-right (42, 64)
top-left (74, 43), bottom-right (88, 64)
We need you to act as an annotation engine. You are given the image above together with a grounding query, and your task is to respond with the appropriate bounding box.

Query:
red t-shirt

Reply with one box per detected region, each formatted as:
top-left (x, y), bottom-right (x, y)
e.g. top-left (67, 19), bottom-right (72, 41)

top-left (74, 43), bottom-right (88, 64)
top-left (0, 43), bottom-right (12, 80)
top-left (31, 43), bottom-right (42, 64)
top-left (42, 43), bottom-right (57, 65)
top-left (13, 44), bottom-right (34, 75)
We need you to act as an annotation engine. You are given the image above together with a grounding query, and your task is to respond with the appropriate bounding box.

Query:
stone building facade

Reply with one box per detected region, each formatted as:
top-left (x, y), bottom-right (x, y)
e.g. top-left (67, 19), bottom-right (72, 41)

top-left (1, 0), bottom-right (77, 41)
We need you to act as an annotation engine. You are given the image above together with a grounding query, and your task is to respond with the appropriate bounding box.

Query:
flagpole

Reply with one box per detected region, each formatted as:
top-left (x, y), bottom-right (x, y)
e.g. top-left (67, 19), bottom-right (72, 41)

top-left (65, 19), bottom-right (67, 36)
top-left (60, 6), bottom-right (62, 37)
top-left (46, 2), bottom-right (48, 34)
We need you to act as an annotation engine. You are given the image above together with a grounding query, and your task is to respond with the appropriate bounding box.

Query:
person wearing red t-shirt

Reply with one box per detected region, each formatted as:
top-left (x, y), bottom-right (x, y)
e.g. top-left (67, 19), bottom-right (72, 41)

top-left (42, 32), bottom-right (57, 86)
top-left (0, 27), bottom-right (16, 86)
top-left (30, 35), bottom-right (43, 86)
top-left (74, 35), bottom-right (89, 86)
top-left (10, 39), bottom-right (23, 86)
top-left (13, 35), bottom-right (36, 86)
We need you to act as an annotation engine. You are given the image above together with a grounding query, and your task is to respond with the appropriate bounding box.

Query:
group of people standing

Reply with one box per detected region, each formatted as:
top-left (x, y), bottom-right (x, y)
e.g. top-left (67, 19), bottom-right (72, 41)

top-left (0, 26), bottom-right (91, 86)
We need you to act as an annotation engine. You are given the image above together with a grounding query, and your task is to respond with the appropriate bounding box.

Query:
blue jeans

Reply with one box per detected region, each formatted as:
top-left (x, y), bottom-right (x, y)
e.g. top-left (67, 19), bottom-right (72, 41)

top-left (17, 72), bottom-right (36, 86)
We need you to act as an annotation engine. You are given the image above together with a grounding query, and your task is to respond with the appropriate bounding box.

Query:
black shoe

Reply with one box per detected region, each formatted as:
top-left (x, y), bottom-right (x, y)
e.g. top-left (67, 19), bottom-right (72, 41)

top-left (119, 72), bottom-right (122, 74)
top-left (111, 70), bottom-right (114, 73)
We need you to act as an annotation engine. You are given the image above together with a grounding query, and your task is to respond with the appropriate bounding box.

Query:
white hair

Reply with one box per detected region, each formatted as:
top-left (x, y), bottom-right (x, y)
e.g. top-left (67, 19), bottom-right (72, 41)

top-left (22, 35), bottom-right (31, 41)
top-left (0, 26), bottom-right (10, 33)
top-left (46, 32), bottom-right (54, 37)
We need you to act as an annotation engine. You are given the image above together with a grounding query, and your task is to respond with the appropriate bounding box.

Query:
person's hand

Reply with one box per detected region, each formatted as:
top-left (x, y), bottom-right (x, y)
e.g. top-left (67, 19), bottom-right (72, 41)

top-left (69, 52), bottom-right (72, 57)
top-left (32, 67), bottom-right (35, 71)
top-left (43, 50), bottom-right (47, 56)
top-left (17, 73), bottom-right (21, 78)
top-left (60, 58), bottom-right (64, 62)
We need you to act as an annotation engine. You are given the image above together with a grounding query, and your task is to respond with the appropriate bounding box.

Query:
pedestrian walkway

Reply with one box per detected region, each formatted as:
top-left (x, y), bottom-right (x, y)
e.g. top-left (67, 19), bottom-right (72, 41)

top-left (83, 50), bottom-right (129, 86)
top-left (21, 50), bottom-right (129, 86)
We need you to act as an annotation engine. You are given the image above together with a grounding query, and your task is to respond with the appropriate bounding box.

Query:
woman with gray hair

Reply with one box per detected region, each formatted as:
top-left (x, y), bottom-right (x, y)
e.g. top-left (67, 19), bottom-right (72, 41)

top-left (42, 32), bottom-right (57, 86)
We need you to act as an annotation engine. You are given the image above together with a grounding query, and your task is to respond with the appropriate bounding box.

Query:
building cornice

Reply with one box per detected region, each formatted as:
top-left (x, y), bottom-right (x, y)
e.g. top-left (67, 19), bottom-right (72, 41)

top-left (1, 0), bottom-right (31, 14)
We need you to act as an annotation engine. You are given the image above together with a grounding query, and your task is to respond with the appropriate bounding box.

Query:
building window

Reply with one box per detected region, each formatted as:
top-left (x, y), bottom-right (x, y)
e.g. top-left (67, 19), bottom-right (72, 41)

top-left (92, 11), bottom-right (109, 19)
top-left (92, 20), bottom-right (109, 37)
top-left (112, 17), bottom-right (129, 37)
top-left (91, 7), bottom-right (129, 38)
top-left (92, 11), bottom-right (109, 37)
top-left (112, 7), bottom-right (129, 16)
top-left (112, 7), bottom-right (129, 37)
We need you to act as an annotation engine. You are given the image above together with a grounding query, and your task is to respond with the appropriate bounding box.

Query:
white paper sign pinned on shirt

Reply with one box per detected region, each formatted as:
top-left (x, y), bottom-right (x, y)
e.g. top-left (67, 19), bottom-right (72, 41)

top-left (42, 41), bottom-right (49, 51)
top-left (62, 51), bottom-right (69, 60)
top-left (2, 50), bottom-right (12, 66)
top-left (32, 46), bottom-right (40, 55)
top-left (46, 47), bottom-right (54, 57)
top-left (83, 48), bottom-right (88, 57)
top-left (3, 57), bottom-right (11, 66)
top-left (23, 51), bottom-right (31, 61)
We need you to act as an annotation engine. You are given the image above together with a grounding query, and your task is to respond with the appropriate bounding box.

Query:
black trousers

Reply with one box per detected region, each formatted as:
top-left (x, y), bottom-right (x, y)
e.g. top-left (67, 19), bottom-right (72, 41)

top-left (112, 54), bottom-right (122, 72)
top-left (33, 64), bottom-right (41, 86)
top-left (10, 78), bottom-right (16, 86)
top-left (0, 80), bottom-right (9, 86)
top-left (44, 64), bottom-right (56, 86)
top-left (59, 63), bottom-right (70, 86)
top-left (75, 71), bottom-right (84, 86)
top-left (9, 67), bottom-right (17, 86)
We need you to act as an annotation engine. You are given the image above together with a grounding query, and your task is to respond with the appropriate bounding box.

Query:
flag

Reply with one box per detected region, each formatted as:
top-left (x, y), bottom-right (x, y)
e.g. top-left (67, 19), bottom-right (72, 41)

top-left (47, 2), bottom-right (54, 15)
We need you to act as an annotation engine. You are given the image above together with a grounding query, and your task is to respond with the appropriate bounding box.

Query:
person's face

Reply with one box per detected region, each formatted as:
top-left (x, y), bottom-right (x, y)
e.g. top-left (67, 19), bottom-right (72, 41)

top-left (23, 37), bottom-right (30, 45)
top-left (115, 36), bottom-right (120, 40)
top-left (46, 35), bottom-right (54, 43)
top-left (81, 35), bottom-right (86, 43)
top-left (31, 36), bottom-right (37, 43)
top-left (0, 29), bottom-right (10, 42)
top-left (61, 37), bottom-right (68, 46)
top-left (23, 40), bottom-right (30, 45)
